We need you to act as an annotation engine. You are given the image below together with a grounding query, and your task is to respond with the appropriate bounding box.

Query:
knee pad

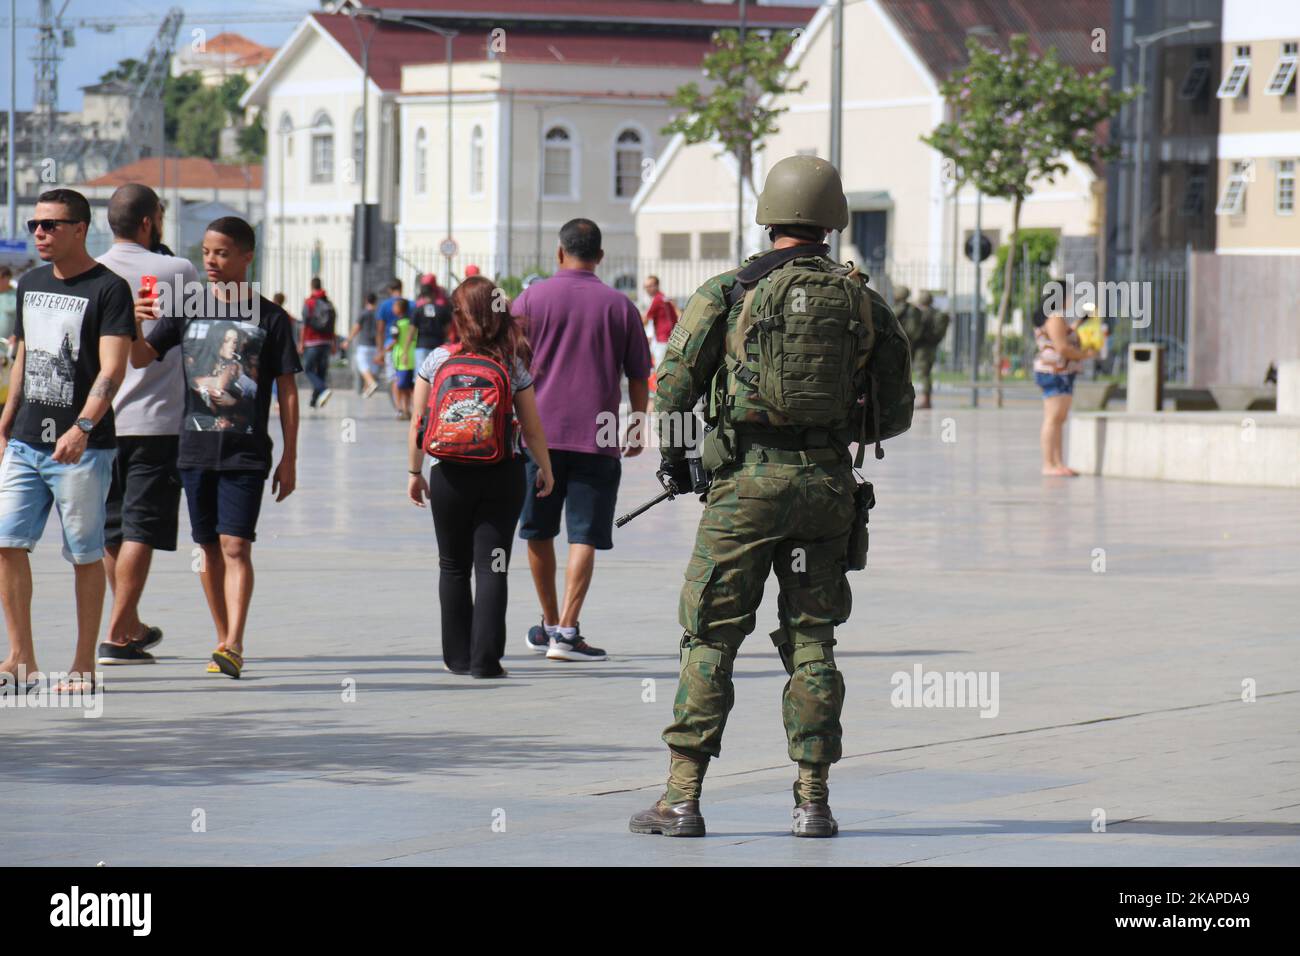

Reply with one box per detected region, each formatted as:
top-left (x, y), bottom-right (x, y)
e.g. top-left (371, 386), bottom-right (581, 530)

top-left (769, 625), bottom-right (837, 676)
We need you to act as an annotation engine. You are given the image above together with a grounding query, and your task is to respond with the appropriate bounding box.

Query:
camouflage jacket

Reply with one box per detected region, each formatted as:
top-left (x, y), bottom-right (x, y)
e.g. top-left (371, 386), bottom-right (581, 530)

top-left (656, 248), bottom-right (883, 463)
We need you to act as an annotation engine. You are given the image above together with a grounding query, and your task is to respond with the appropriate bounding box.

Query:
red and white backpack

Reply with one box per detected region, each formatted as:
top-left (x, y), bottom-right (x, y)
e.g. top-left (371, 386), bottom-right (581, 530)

top-left (420, 344), bottom-right (514, 465)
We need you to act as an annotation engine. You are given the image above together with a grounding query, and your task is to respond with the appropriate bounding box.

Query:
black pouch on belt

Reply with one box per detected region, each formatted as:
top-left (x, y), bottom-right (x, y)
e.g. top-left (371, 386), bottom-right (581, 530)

top-left (846, 479), bottom-right (876, 571)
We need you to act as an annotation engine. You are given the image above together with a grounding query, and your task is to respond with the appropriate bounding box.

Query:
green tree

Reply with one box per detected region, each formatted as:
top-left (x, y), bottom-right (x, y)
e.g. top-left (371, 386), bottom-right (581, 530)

top-left (663, 29), bottom-right (805, 197)
top-left (176, 86), bottom-right (226, 160)
top-left (990, 228), bottom-right (1058, 339)
top-left (236, 112), bottom-right (266, 162)
top-left (98, 58), bottom-right (145, 84)
top-left (924, 35), bottom-right (1131, 400)
top-left (163, 71), bottom-right (203, 144)
top-left (219, 74), bottom-right (250, 124)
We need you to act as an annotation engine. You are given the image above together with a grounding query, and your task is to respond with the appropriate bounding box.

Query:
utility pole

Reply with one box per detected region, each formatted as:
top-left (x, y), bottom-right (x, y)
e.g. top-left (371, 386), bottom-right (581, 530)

top-left (7, 0), bottom-right (16, 239)
top-left (829, 0), bottom-right (843, 260)
top-left (736, 0), bottom-right (747, 266)
top-left (971, 190), bottom-right (983, 408)
top-left (445, 31), bottom-right (453, 285)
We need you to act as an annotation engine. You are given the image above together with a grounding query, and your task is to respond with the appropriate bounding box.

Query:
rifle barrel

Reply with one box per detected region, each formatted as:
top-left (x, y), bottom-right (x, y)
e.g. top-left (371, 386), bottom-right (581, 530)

top-left (615, 488), bottom-right (674, 528)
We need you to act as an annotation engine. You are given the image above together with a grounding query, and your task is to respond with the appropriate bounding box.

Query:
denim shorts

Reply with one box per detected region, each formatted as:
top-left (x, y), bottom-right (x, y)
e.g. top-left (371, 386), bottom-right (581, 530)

top-left (1035, 372), bottom-right (1076, 397)
top-left (353, 345), bottom-right (378, 375)
top-left (0, 439), bottom-right (116, 564)
top-left (519, 448), bottom-right (622, 550)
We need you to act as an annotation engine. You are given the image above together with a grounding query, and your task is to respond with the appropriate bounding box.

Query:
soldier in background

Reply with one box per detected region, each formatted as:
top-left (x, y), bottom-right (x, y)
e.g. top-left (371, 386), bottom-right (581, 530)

top-left (894, 284), bottom-right (921, 350)
top-left (913, 291), bottom-right (950, 409)
top-left (629, 156), bottom-right (910, 839)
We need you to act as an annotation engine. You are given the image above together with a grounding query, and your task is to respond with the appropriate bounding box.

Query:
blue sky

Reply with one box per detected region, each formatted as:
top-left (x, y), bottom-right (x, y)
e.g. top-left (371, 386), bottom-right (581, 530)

top-left (3, 0), bottom-right (309, 112)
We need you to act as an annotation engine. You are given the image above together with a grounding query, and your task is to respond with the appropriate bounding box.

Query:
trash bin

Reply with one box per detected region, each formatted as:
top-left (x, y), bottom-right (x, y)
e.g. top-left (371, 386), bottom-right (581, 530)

top-left (1127, 343), bottom-right (1165, 413)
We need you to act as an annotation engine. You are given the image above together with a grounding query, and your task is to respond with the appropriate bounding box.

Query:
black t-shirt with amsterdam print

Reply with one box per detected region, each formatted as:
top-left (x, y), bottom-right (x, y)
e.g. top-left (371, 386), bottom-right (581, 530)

top-left (12, 262), bottom-right (135, 449)
top-left (146, 293), bottom-right (301, 475)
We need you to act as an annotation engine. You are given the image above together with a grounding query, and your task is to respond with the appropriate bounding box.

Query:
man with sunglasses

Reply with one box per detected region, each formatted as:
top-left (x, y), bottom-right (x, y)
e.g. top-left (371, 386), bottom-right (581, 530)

top-left (0, 189), bottom-right (135, 692)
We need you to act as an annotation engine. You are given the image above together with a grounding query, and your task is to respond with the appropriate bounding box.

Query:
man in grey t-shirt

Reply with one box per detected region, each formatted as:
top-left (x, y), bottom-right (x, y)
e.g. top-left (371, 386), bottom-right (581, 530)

top-left (95, 183), bottom-right (199, 666)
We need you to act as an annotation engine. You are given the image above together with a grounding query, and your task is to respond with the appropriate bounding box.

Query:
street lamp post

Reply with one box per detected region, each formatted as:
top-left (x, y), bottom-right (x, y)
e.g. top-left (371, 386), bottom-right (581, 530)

top-left (357, 7), bottom-right (458, 284)
top-left (1130, 21), bottom-right (1213, 281)
top-left (277, 120), bottom-right (318, 295)
top-left (345, 7), bottom-right (378, 317)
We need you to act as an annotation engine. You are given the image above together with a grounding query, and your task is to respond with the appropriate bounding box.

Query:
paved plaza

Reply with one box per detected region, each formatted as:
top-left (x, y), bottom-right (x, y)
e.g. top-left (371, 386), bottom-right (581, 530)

top-left (1, 390), bottom-right (1297, 866)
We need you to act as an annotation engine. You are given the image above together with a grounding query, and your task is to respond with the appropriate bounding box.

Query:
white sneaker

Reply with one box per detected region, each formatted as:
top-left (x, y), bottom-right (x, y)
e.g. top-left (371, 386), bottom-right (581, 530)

top-left (318, 388), bottom-right (333, 407)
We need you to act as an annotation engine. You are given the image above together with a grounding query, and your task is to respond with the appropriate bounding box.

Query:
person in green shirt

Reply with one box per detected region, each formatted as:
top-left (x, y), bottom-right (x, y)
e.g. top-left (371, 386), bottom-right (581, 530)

top-left (386, 297), bottom-right (417, 419)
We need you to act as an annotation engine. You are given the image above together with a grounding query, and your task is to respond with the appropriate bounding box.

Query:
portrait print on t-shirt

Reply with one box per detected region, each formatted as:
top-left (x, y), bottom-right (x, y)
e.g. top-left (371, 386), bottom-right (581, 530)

top-left (181, 318), bottom-right (265, 433)
top-left (21, 289), bottom-right (87, 408)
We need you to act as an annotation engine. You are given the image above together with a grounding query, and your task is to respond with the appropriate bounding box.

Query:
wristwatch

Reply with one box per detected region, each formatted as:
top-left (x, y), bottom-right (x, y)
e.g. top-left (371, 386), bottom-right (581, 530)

top-left (75, 417), bottom-right (95, 434)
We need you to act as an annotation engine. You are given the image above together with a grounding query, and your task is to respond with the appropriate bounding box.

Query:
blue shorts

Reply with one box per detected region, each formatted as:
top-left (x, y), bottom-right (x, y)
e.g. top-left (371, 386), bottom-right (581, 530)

top-left (1035, 372), bottom-right (1076, 397)
top-left (0, 439), bottom-right (116, 564)
top-left (519, 449), bottom-right (621, 550)
top-left (180, 469), bottom-right (266, 544)
top-left (394, 369), bottom-right (415, 390)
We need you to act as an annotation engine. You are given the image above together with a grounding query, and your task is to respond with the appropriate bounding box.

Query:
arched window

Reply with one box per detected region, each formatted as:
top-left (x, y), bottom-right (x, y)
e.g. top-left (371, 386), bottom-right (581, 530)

top-left (352, 108), bottom-right (365, 180)
top-left (470, 125), bottom-right (485, 196)
top-left (614, 127), bottom-right (643, 198)
top-left (414, 128), bottom-right (428, 195)
top-left (278, 112), bottom-right (293, 157)
top-left (310, 110), bottom-right (333, 183)
top-left (543, 125), bottom-right (574, 199)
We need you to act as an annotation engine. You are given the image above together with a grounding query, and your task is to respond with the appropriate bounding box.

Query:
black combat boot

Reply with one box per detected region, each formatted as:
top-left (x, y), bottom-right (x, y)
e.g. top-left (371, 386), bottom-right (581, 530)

top-left (629, 796), bottom-right (706, 837)
top-left (792, 801), bottom-right (839, 838)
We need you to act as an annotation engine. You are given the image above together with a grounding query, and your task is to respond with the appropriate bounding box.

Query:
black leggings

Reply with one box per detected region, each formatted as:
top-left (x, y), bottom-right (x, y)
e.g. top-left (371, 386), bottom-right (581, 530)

top-left (426, 456), bottom-right (526, 675)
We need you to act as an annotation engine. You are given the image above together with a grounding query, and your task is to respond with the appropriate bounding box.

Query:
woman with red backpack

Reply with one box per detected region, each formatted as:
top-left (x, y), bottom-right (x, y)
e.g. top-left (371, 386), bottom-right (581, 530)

top-left (406, 276), bottom-right (554, 678)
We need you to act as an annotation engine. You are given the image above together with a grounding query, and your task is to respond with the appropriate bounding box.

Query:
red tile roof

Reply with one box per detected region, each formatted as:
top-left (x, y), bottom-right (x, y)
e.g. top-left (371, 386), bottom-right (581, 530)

top-left (82, 157), bottom-right (263, 191)
top-left (203, 32), bottom-right (277, 68)
top-left (878, 0), bottom-right (1113, 81)
top-left (313, 12), bottom-right (786, 90)
top-left (359, 1), bottom-right (814, 28)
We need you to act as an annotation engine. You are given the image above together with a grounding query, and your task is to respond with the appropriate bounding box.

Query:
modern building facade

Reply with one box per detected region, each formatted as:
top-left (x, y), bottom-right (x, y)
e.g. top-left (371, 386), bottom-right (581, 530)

top-left (1214, 0), bottom-right (1300, 254)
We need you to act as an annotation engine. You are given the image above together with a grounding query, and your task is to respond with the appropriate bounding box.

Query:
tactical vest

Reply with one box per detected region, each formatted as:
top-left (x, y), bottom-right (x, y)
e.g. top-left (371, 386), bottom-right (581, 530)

top-left (703, 245), bottom-right (915, 467)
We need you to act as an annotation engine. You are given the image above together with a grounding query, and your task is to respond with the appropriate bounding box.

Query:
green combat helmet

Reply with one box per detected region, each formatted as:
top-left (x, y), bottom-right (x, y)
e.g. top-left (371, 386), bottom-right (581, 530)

top-left (892, 284), bottom-right (911, 306)
top-left (755, 155), bottom-right (850, 231)
top-left (918, 291), bottom-right (933, 308)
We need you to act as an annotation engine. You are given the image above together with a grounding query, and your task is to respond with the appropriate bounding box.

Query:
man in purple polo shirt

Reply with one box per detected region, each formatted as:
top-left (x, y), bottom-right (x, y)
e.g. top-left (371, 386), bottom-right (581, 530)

top-left (512, 218), bottom-right (651, 662)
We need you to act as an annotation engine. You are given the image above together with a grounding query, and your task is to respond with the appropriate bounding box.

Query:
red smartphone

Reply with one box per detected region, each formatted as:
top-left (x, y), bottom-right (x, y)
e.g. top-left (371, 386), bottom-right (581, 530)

top-left (140, 275), bottom-right (158, 299)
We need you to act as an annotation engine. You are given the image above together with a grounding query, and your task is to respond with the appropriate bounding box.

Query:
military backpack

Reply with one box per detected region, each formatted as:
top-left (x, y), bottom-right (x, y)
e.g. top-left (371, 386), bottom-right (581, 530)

top-left (707, 245), bottom-right (914, 465)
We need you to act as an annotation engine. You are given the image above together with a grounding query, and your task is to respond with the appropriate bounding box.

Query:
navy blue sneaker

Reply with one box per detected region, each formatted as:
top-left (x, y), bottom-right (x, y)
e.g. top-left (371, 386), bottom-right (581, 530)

top-left (525, 622), bottom-right (551, 654)
top-left (547, 626), bottom-right (607, 662)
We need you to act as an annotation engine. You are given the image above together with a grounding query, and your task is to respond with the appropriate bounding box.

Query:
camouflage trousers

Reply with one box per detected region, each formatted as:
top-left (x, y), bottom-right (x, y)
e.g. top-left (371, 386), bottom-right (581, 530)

top-left (914, 347), bottom-right (936, 399)
top-left (662, 448), bottom-right (855, 765)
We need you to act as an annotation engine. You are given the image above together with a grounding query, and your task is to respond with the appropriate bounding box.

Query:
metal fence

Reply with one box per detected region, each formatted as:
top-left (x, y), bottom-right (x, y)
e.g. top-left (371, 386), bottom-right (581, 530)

top-left (261, 246), bottom-right (1190, 384)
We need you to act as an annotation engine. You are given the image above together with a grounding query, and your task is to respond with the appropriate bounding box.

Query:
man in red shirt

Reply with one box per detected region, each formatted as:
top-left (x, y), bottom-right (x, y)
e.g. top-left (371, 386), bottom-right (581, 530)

top-left (642, 274), bottom-right (678, 373)
top-left (299, 277), bottom-right (336, 408)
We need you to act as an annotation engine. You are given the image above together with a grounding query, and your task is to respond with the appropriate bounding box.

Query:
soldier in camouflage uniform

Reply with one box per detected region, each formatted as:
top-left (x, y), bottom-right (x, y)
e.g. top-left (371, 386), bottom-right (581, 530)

top-left (894, 284), bottom-right (921, 350)
top-left (629, 156), bottom-right (891, 839)
top-left (912, 291), bottom-right (949, 410)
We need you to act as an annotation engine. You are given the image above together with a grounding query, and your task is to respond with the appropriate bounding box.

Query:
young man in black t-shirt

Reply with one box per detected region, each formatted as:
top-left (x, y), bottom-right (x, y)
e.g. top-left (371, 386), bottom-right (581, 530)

top-left (129, 217), bottom-right (301, 679)
top-left (0, 189), bottom-right (134, 692)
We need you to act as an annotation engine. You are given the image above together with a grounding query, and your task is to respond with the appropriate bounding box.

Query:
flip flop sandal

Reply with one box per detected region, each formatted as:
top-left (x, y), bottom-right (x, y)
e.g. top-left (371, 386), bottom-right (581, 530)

top-left (211, 648), bottom-right (243, 679)
top-left (0, 671), bottom-right (42, 693)
top-left (55, 676), bottom-right (96, 694)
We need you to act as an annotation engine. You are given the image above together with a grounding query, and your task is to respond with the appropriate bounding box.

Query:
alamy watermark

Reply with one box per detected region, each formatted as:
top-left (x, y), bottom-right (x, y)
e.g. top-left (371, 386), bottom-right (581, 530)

top-left (1042, 274), bottom-right (1151, 329)
top-left (150, 277), bottom-right (262, 322)
top-left (890, 664), bottom-right (999, 718)
top-left (1, 668), bottom-right (103, 718)
top-left (595, 406), bottom-right (708, 451)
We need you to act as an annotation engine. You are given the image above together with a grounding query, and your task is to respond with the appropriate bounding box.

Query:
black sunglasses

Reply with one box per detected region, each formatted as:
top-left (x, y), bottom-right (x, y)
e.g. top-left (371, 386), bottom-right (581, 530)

top-left (26, 218), bottom-right (85, 234)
